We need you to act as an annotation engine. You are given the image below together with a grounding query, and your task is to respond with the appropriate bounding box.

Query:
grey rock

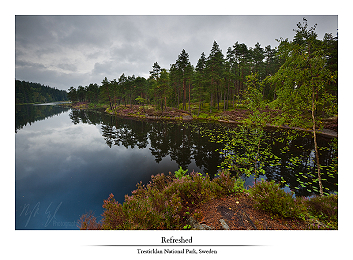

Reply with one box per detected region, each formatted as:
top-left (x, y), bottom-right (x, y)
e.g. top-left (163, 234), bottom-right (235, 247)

top-left (201, 224), bottom-right (214, 230)
top-left (219, 219), bottom-right (230, 230)
top-left (188, 216), bottom-right (214, 230)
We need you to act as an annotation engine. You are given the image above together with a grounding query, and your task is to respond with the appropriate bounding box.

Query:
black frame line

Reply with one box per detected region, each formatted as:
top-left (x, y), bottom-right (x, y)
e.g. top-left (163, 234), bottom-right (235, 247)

top-left (93, 244), bottom-right (264, 247)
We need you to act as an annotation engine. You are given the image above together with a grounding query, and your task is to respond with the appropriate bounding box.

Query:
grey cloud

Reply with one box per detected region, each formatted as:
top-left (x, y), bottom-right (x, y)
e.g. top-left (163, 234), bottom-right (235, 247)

top-left (16, 60), bottom-right (47, 70)
top-left (57, 63), bottom-right (78, 72)
top-left (15, 15), bottom-right (338, 91)
top-left (16, 64), bottom-right (90, 90)
top-left (92, 61), bottom-right (114, 76)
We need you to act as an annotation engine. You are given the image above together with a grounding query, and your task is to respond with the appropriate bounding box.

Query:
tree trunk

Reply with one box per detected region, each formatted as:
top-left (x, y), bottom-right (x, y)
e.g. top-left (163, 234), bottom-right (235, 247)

top-left (107, 91), bottom-right (113, 110)
top-left (183, 79), bottom-right (186, 110)
top-left (198, 98), bottom-right (201, 116)
top-left (188, 82), bottom-right (191, 113)
top-left (226, 83), bottom-right (230, 110)
top-left (232, 87), bottom-right (235, 109)
top-left (176, 86), bottom-right (179, 109)
top-left (210, 92), bottom-right (213, 113)
top-left (217, 86), bottom-right (220, 110)
top-left (198, 83), bottom-right (202, 116)
top-left (312, 87), bottom-right (324, 196)
top-left (223, 88), bottom-right (226, 111)
top-left (161, 96), bottom-right (163, 112)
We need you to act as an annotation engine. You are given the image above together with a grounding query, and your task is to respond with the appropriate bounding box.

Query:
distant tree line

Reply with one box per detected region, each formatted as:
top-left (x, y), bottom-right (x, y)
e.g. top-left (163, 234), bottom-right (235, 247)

top-left (16, 104), bottom-right (69, 133)
top-left (15, 80), bottom-right (68, 104)
top-left (67, 19), bottom-right (337, 116)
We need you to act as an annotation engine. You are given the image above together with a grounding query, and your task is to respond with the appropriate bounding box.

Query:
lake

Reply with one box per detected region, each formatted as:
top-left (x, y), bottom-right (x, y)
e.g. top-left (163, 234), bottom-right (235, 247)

top-left (15, 103), bottom-right (338, 229)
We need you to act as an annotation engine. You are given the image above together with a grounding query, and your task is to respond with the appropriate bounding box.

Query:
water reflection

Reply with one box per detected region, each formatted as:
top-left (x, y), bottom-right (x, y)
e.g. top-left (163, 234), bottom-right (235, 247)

top-left (15, 106), bottom-right (337, 229)
top-left (70, 109), bottom-right (337, 197)
top-left (257, 127), bottom-right (337, 196)
top-left (69, 109), bottom-right (224, 174)
top-left (15, 104), bottom-right (70, 133)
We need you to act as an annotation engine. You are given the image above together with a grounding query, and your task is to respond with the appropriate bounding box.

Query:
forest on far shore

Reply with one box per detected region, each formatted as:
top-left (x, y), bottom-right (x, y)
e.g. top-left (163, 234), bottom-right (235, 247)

top-left (15, 80), bottom-right (68, 104)
top-left (66, 18), bottom-right (337, 122)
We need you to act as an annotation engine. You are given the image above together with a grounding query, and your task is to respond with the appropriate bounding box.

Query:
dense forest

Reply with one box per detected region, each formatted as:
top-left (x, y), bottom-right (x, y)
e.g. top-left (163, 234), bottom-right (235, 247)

top-left (67, 19), bottom-right (338, 119)
top-left (15, 80), bottom-right (68, 104)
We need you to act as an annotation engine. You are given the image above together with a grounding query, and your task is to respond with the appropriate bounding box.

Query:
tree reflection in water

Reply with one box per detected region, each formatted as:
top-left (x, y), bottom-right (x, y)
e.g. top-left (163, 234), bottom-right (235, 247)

top-left (69, 109), bottom-right (338, 197)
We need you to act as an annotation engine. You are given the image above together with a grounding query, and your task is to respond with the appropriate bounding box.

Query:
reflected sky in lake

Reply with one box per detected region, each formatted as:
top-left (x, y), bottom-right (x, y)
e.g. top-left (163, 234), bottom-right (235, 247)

top-left (15, 108), bottom-right (198, 229)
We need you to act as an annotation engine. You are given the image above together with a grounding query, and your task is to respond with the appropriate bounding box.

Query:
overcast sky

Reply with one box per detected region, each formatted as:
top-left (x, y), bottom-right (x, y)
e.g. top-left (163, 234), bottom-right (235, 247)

top-left (15, 15), bottom-right (338, 91)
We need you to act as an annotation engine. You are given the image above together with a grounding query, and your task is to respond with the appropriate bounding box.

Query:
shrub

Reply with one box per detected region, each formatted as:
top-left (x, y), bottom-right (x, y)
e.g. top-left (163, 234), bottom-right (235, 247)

top-left (249, 179), bottom-right (305, 219)
top-left (213, 170), bottom-right (237, 195)
top-left (101, 193), bottom-right (127, 229)
top-left (305, 194), bottom-right (338, 223)
top-left (232, 177), bottom-right (246, 194)
top-left (78, 211), bottom-right (102, 230)
top-left (79, 170), bottom-right (237, 230)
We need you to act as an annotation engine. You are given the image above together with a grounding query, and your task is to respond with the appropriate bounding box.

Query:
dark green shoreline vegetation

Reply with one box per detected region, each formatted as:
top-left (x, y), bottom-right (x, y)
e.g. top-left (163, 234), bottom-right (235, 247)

top-left (79, 169), bottom-right (337, 230)
top-left (16, 80), bottom-right (68, 104)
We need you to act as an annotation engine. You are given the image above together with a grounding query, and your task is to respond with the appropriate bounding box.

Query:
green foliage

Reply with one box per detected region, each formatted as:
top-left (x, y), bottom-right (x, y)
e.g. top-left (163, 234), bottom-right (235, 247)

top-left (267, 19), bottom-right (337, 128)
top-left (248, 179), bottom-right (338, 229)
top-left (183, 224), bottom-right (191, 229)
top-left (305, 194), bottom-right (338, 224)
top-left (213, 170), bottom-right (238, 194)
top-left (243, 73), bottom-right (270, 126)
top-left (249, 179), bottom-right (305, 219)
top-left (174, 166), bottom-right (188, 179)
top-left (213, 73), bottom-right (273, 180)
top-left (218, 125), bottom-right (271, 179)
top-left (15, 80), bottom-right (68, 104)
top-left (265, 18), bottom-right (338, 197)
top-left (74, 18), bottom-right (338, 229)
top-left (232, 177), bottom-right (246, 194)
top-left (67, 18), bottom-right (336, 123)
top-left (135, 96), bottom-right (147, 105)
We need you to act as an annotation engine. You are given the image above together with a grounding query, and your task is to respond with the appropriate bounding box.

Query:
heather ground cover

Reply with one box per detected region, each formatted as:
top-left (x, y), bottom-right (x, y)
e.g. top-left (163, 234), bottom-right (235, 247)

top-left (79, 170), bottom-right (338, 230)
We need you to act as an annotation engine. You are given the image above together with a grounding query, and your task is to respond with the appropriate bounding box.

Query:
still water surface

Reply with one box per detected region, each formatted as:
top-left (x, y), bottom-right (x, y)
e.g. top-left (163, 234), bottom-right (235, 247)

top-left (15, 104), bottom-right (337, 229)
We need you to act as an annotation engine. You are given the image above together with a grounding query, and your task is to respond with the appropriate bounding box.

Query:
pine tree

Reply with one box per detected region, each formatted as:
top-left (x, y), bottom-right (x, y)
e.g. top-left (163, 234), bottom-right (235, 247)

top-left (206, 41), bottom-right (224, 111)
top-left (100, 77), bottom-right (113, 110)
top-left (194, 52), bottom-right (207, 114)
top-left (175, 49), bottom-right (191, 110)
top-left (149, 62), bottom-right (161, 81)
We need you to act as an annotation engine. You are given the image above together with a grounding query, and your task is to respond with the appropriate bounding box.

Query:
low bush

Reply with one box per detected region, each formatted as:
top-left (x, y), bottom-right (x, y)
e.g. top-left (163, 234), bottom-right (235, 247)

top-left (79, 170), bottom-right (237, 230)
top-left (248, 179), bottom-right (338, 229)
top-left (249, 179), bottom-right (306, 219)
top-left (304, 194), bottom-right (338, 229)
